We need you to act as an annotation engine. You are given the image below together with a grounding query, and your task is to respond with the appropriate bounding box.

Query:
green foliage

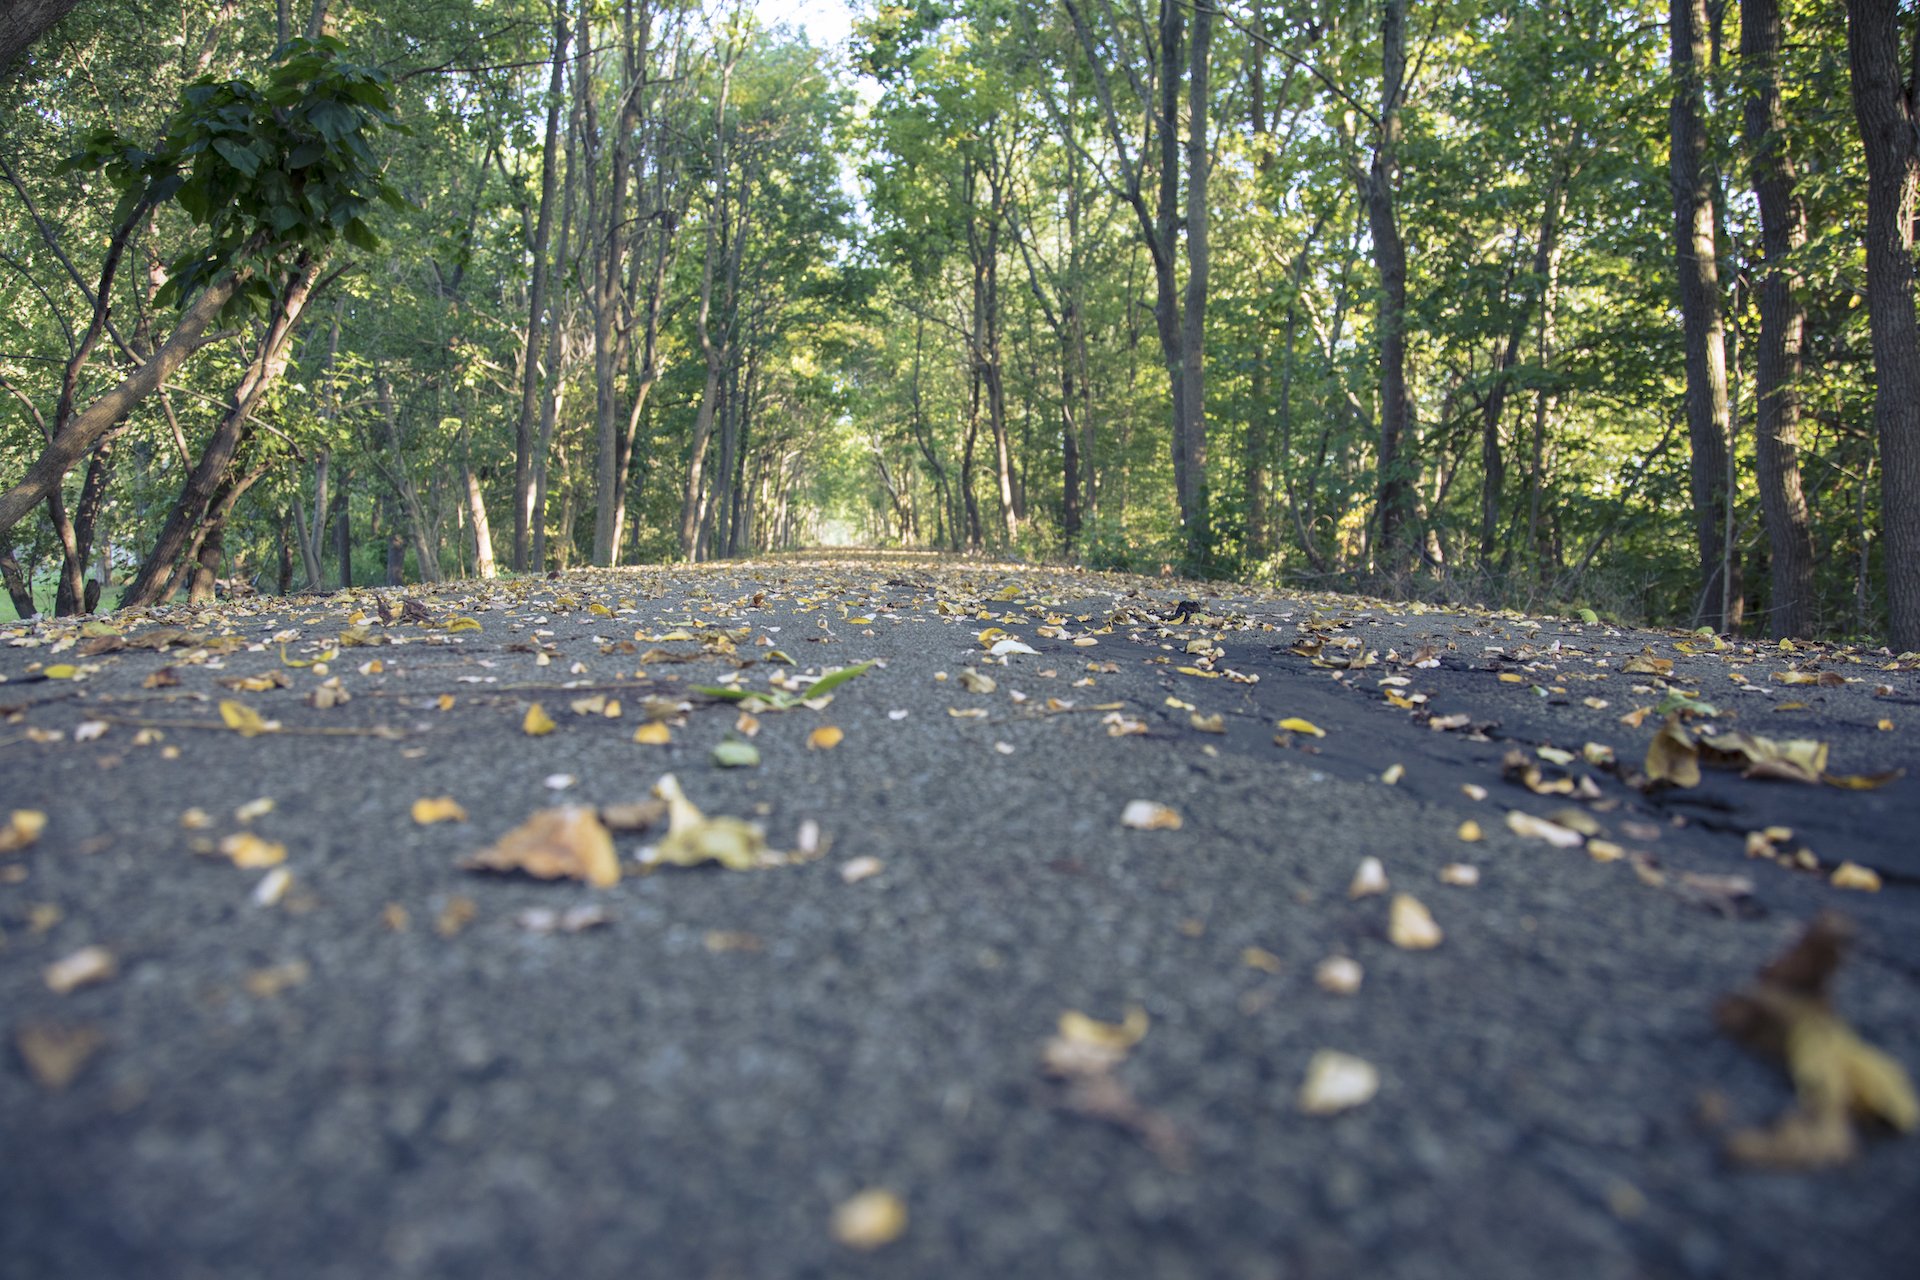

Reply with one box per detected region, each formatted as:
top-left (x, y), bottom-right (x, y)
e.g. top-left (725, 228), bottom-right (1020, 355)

top-left (59, 36), bottom-right (405, 313)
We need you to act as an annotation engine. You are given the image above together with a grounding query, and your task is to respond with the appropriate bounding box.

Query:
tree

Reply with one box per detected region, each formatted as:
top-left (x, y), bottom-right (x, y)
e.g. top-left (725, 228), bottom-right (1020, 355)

top-left (0, 0), bottom-right (84, 75)
top-left (1847, 0), bottom-right (1920, 649)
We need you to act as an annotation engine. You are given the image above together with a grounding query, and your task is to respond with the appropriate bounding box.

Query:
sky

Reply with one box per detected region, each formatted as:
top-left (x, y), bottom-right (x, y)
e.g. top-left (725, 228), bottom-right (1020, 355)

top-left (754, 0), bottom-right (861, 48)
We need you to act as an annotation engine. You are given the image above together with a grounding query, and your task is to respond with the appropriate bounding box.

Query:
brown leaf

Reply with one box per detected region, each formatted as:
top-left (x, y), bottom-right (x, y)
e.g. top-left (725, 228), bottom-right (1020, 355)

top-left (1643, 716), bottom-right (1700, 788)
top-left (15, 1022), bottom-right (104, 1090)
top-left (463, 807), bottom-right (620, 888)
top-left (1716, 914), bottom-right (1919, 1168)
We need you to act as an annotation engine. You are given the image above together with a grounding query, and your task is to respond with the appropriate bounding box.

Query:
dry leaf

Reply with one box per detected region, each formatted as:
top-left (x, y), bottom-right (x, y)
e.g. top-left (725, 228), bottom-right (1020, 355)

top-left (1456, 820), bottom-right (1483, 843)
top-left (463, 807), bottom-right (620, 887)
top-left (1121, 800), bottom-right (1182, 831)
top-left (15, 1022), bottom-right (103, 1090)
top-left (1298, 1050), bottom-right (1380, 1114)
top-left (1644, 716), bottom-right (1700, 787)
top-left (44, 945), bottom-right (116, 994)
top-left (1439, 863), bottom-right (1480, 886)
top-left (1829, 863), bottom-right (1882, 893)
top-left (1276, 717), bottom-right (1326, 738)
top-left (234, 796), bottom-right (275, 823)
top-left (632, 721), bottom-right (672, 745)
top-left (220, 832), bottom-right (287, 868)
top-left (840, 856), bottom-right (885, 884)
top-left (436, 896), bottom-right (478, 937)
top-left (1389, 894), bottom-right (1443, 949)
top-left (1505, 811), bottom-right (1585, 849)
top-left (1380, 764), bottom-right (1405, 785)
top-left (1189, 712), bottom-right (1226, 734)
top-left (522, 703), bottom-right (557, 736)
top-left (412, 796), bottom-right (469, 825)
top-left (219, 700), bottom-right (277, 737)
top-left (1044, 1005), bottom-right (1150, 1076)
top-left (832, 1189), bottom-right (908, 1251)
top-left (244, 960), bottom-right (311, 998)
top-left (1717, 914), bottom-right (1918, 1168)
top-left (958, 668), bottom-right (996, 694)
top-left (1315, 956), bottom-right (1364, 995)
top-left (651, 774), bottom-right (770, 871)
top-left (808, 725), bottom-right (845, 751)
top-left (516, 904), bottom-right (610, 934)
top-left (1, 809), bottom-right (47, 854)
top-left (1348, 856), bottom-right (1389, 898)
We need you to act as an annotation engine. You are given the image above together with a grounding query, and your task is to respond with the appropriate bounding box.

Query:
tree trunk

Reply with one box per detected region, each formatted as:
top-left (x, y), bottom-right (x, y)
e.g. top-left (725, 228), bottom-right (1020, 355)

top-left (332, 473), bottom-right (351, 589)
top-left (1180, 0), bottom-right (1213, 568)
top-left (1669, 0), bottom-right (1735, 630)
top-left (465, 464), bottom-right (497, 579)
top-left (1742, 0), bottom-right (1817, 638)
top-left (513, 0), bottom-right (569, 573)
top-left (1364, 0), bottom-right (1413, 574)
top-left (0, 269), bottom-right (246, 542)
top-left (121, 259), bottom-right (317, 609)
top-left (1847, 0), bottom-right (1920, 649)
top-left (588, 5), bottom-right (637, 567)
top-left (0, 0), bottom-right (82, 73)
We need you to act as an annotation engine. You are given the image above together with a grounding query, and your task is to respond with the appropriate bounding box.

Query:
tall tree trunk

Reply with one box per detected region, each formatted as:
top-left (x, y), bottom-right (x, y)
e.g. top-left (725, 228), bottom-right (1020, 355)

top-left (1363, 0), bottom-right (1413, 573)
top-left (1669, 0), bottom-right (1735, 630)
top-left (0, 0), bottom-right (83, 73)
top-left (332, 473), bottom-right (351, 589)
top-left (121, 258), bottom-right (319, 609)
top-left (1847, 0), bottom-right (1920, 649)
top-left (534, 29), bottom-right (586, 573)
top-left (588, 2), bottom-right (637, 567)
top-left (1742, 0), bottom-right (1817, 638)
top-left (56, 425), bottom-right (125, 613)
top-left (513, 0), bottom-right (569, 573)
top-left (373, 373), bottom-right (442, 583)
top-left (1180, 0), bottom-right (1213, 568)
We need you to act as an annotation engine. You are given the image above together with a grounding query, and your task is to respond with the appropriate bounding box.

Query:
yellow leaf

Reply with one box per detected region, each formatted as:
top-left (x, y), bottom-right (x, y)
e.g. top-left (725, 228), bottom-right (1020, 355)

top-left (1189, 712), bottom-right (1226, 734)
top-left (588, 603), bottom-right (612, 617)
top-left (633, 722), bottom-right (672, 745)
top-left (832, 1189), bottom-right (908, 1251)
top-left (1644, 716), bottom-right (1700, 787)
top-left (436, 694), bottom-right (456, 711)
top-left (1829, 862), bottom-right (1882, 892)
top-left (1298, 1049), bottom-right (1380, 1114)
top-left (1879, 718), bottom-right (1895, 732)
top-left (522, 703), bottom-right (557, 736)
top-left (463, 806), bottom-right (620, 887)
top-left (412, 796), bottom-right (469, 825)
top-left (443, 616), bottom-right (483, 632)
top-left (1497, 672), bottom-right (1526, 683)
top-left (1176, 666), bottom-right (1220, 678)
top-left (808, 725), bottom-right (845, 751)
top-left (1380, 764), bottom-right (1405, 785)
top-left (651, 774), bottom-right (769, 871)
top-left (976, 627), bottom-right (1008, 647)
top-left (42, 664), bottom-right (79, 680)
top-left (219, 700), bottom-right (275, 737)
top-left (1388, 894), bottom-right (1444, 949)
top-left (1276, 717), bottom-right (1326, 738)
top-left (1, 809), bottom-right (47, 853)
top-left (1058, 1005), bottom-right (1150, 1051)
top-left (220, 832), bottom-right (287, 868)
top-left (1242, 946), bottom-right (1283, 974)
top-left (1457, 820), bottom-right (1483, 842)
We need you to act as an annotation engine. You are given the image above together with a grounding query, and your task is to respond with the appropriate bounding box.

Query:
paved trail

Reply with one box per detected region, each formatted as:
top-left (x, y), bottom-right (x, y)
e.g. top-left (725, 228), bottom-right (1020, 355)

top-left (3, 553), bottom-right (1917, 1279)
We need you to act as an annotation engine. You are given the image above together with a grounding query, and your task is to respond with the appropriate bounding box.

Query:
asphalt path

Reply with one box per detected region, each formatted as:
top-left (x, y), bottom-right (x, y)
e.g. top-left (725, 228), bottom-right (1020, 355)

top-left (2, 552), bottom-right (1917, 1279)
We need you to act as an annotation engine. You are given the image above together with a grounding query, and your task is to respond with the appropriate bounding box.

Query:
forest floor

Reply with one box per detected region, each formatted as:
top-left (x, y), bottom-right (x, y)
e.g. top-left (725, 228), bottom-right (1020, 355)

top-left (2, 550), bottom-right (1917, 1280)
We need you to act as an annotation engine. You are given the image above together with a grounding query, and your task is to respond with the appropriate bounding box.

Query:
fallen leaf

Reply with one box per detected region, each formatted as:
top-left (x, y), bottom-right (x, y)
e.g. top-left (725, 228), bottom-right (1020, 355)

top-left (704, 930), bottom-right (764, 953)
top-left (1439, 863), bottom-right (1480, 886)
top-left (1, 809), bottom-right (47, 853)
top-left (234, 796), bottom-right (275, 823)
top-left (1717, 914), bottom-right (1918, 1167)
top-left (1348, 856), bottom-right (1389, 898)
top-left (1505, 811), bottom-right (1586, 849)
top-left (840, 855), bottom-right (885, 884)
top-left (412, 796), bottom-right (469, 825)
top-left (1456, 820), bottom-right (1484, 842)
top-left (1043, 1006), bottom-right (1150, 1076)
top-left (1380, 764), bottom-right (1405, 785)
top-left (220, 832), bottom-right (287, 868)
top-left (1242, 946), bottom-right (1283, 974)
top-left (711, 740), bottom-right (761, 768)
top-left (1276, 717), bottom-right (1325, 737)
top-left (463, 807), bottom-right (620, 887)
top-left (522, 703), bottom-right (557, 736)
top-left (436, 896), bottom-right (477, 937)
top-left (1389, 894), bottom-right (1444, 949)
top-left (1315, 956), bottom-right (1364, 995)
top-left (14, 1023), bottom-right (103, 1089)
top-left (633, 722), bottom-right (672, 745)
top-left (651, 774), bottom-right (770, 871)
top-left (832, 1189), bottom-right (908, 1251)
top-left (516, 904), bottom-right (610, 933)
top-left (1189, 712), bottom-right (1226, 734)
top-left (44, 945), bottom-right (116, 994)
top-left (1829, 863), bottom-right (1882, 893)
top-left (252, 866), bottom-right (292, 907)
top-left (1298, 1050), bottom-right (1380, 1114)
top-left (1121, 799), bottom-right (1182, 831)
top-left (808, 725), bottom-right (845, 751)
top-left (219, 700), bottom-right (277, 737)
top-left (244, 960), bottom-right (311, 997)
top-left (958, 668), bottom-right (996, 694)
top-left (1644, 716), bottom-right (1700, 787)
